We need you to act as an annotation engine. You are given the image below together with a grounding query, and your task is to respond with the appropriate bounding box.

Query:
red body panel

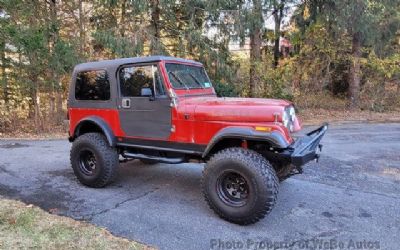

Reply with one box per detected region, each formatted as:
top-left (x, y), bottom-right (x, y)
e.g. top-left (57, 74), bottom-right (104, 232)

top-left (69, 59), bottom-right (300, 148)
top-left (173, 96), bottom-right (297, 144)
top-left (69, 108), bottom-right (125, 137)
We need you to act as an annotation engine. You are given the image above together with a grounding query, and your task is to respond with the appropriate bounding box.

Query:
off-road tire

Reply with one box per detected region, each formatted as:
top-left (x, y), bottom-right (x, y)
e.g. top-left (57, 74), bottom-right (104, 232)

top-left (201, 147), bottom-right (279, 225)
top-left (70, 133), bottom-right (119, 188)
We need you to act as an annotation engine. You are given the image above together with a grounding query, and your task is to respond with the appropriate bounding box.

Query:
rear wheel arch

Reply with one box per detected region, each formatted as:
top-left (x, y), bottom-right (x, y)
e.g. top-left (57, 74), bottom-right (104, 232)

top-left (72, 116), bottom-right (116, 147)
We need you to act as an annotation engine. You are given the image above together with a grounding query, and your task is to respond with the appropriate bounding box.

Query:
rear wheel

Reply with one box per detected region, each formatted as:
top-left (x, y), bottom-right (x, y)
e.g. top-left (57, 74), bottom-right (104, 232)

top-left (202, 147), bottom-right (279, 225)
top-left (70, 133), bottom-right (119, 188)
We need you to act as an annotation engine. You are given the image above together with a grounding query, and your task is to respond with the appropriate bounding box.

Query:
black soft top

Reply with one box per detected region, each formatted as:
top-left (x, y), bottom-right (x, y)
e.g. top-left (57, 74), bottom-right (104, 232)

top-left (74, 56), bottom-right (202, 71)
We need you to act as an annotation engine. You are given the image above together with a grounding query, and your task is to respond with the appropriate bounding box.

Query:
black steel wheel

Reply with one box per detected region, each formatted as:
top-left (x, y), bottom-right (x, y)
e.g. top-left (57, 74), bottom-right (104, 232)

top-left (202, 147), bottom-right (279, 225)
top-left (78, 149), bottom-right (97, 176)
top-left (217, 171), bottom-right (249, 207)
top-left (70, 133), bottom-right (119, 188)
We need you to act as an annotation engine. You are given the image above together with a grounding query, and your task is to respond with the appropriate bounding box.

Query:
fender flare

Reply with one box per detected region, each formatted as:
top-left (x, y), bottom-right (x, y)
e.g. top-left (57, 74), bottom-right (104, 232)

top-left (202, 127), bottom-right (290, 158)
top-left (72, 116), bottom-right (117, 147)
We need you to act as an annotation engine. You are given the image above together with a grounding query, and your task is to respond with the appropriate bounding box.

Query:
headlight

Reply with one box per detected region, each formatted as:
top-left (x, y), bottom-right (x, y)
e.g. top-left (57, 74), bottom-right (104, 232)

top-left (282, 110), bottom-right (289, 127)
top-left (283, 106), bottom-right (296, 132)
top-left (288, 106), bottom-right (296, 121)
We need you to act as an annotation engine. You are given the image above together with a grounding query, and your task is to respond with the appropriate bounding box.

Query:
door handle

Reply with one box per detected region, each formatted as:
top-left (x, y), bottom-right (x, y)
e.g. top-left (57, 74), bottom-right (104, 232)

top-left (121, 98), bottom-right (131, 108)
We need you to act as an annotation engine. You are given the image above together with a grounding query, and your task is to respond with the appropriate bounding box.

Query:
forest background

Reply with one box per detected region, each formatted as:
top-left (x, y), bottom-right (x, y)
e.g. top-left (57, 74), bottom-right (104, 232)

top-left (0, 0), bottom-right (399, 135)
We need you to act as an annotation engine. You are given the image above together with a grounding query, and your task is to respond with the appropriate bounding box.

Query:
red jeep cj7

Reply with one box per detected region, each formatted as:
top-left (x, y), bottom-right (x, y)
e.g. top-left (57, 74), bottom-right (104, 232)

top-left (68, 56), bottom-right (327, 225)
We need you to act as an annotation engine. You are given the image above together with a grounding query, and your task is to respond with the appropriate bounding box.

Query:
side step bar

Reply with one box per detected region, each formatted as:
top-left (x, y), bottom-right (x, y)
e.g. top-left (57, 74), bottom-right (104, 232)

top-left (122, 151), bottom-right (185, 164)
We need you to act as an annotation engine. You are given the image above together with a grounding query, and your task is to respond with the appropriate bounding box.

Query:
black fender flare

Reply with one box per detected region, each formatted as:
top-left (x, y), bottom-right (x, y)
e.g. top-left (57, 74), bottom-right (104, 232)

top-left (202, 127), bottom-right (290, 158)
top-left (72, 116), bottom-right (117, 147)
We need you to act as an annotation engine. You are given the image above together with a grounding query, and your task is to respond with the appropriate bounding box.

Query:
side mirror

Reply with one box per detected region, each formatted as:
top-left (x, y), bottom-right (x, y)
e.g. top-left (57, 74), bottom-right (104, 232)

top-left (141, 87), bottom-right (153, 97)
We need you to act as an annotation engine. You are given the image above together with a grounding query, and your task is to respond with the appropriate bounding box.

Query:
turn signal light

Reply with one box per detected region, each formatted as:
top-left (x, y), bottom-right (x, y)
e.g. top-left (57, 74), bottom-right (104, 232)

top-left (255, 126), bottom-right (272, 132)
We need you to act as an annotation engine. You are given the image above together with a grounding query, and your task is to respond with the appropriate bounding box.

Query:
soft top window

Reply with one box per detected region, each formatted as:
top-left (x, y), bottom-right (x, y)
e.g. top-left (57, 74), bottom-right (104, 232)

top-left (75, 70), bottom-right (110, 101)
top-left (119, 64), bottom-right (165, 97)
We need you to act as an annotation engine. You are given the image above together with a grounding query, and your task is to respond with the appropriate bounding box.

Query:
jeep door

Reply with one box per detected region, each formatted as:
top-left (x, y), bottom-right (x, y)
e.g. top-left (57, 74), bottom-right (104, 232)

top-left (117, 63), bottom-right (171, 139)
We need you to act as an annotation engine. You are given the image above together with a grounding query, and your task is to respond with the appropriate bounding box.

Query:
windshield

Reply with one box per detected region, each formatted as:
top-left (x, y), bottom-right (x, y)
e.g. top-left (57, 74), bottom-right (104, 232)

top-left (165, 63), bottom-right (212, 89)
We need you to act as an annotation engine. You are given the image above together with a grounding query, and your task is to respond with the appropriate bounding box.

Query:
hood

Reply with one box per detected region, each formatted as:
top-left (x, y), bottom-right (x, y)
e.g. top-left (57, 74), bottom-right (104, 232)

top-left (182, 96), bottom-right (291, 122)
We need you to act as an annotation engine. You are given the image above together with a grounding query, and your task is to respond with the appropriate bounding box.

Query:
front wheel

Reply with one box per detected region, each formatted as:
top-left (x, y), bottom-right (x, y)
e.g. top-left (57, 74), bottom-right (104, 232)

top-left (70, 133), bottom-right (119, 188)
top-left (201, 147), bottom-right (279, 225)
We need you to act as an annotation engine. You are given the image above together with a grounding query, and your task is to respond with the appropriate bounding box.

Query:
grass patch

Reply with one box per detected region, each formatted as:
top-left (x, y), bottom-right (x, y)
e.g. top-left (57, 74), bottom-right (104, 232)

top-left (0, 198), bottom-right (151, 250)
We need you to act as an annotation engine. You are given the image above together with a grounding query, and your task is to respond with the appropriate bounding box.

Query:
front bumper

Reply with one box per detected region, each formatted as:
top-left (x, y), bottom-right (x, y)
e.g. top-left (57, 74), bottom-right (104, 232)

top-left (289, 123), bottom-right (328, 166)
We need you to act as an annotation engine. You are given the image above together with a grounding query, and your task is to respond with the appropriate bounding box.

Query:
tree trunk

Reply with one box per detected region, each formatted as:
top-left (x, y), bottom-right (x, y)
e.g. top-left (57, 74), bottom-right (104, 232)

top-left (249, 0), bottom-right (263, 97)
top-left (119, 0), bottom-right (127, 37)
top-left (150, 0), bottom-right (161, 55)
top-left (1, 41), bottom-right (7, 104)
top-left (49, 0), bottom-right (64, 123)
top-left (249, 31), bottom-right (262, 97)
top-left (30, 74), bottom-right (41, 133)
top-left (273, 0), bottom-right (284, 68)
top-left (78, 0), bottom-right (85, 56)
top-left (56, 91), bottom-right (63, 120)
top-left (34, 92), bottom-right (40, 133)
top-left (348, 32), bottom-right (361, 109)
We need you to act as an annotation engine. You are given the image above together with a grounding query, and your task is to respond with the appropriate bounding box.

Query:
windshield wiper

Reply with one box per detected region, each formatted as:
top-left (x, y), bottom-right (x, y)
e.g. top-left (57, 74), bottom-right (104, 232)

top-left (188, 73), bottom-right (204, 88)
top-left (168, 71), bottom-right (189, 90)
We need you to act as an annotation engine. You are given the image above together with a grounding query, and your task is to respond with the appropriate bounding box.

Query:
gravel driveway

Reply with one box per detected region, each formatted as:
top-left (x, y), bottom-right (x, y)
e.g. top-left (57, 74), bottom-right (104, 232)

top-left (1, 123), bottom-right (399, 250)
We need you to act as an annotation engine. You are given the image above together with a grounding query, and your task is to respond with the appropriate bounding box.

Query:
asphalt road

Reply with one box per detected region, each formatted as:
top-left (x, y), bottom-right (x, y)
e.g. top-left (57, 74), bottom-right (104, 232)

top-left (1, 123), bottom-right (399, 250)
